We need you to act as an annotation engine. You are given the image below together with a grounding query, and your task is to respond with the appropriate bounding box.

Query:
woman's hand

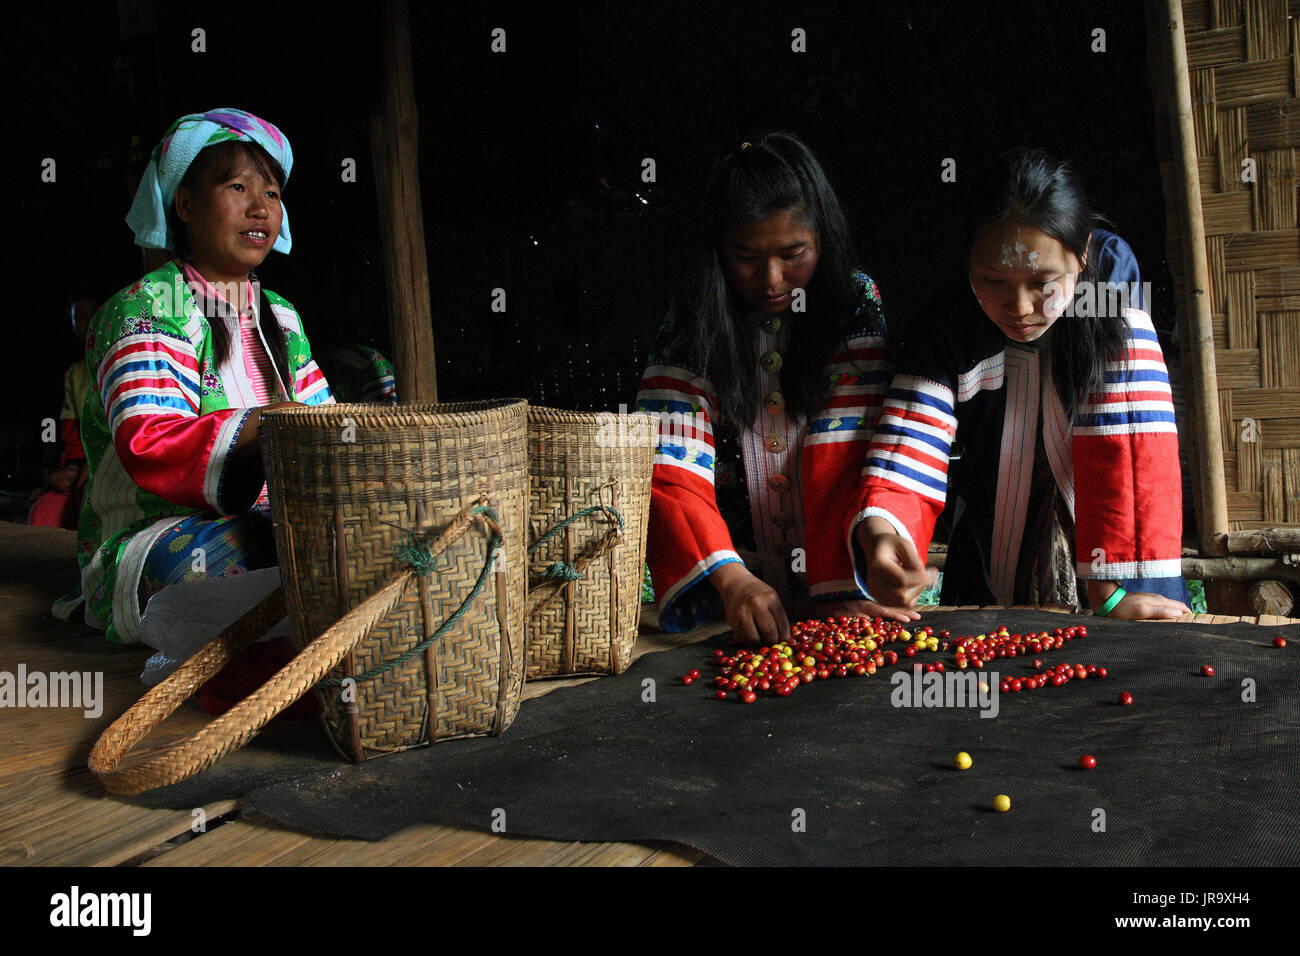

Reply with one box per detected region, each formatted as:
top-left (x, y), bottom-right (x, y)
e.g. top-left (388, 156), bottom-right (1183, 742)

top-left (711, 562), bottom-right (791, 645)
top-left (857, 518), bottom-right (929, 610)
top-left (1088, 581), bottom-right (1190, 620)
top-left (233, 401), bottom-right (304, 458)
top-left (814, 599), bottom-right (922, 624)
top-left (1105, 592), bottom-right (1191, 620)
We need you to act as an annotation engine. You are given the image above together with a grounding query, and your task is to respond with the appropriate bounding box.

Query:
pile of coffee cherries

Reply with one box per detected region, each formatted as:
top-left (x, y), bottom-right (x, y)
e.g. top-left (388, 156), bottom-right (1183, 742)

top-left (953, 624), bottom-right (1087, 669)
top-left (997, 661), bottom-right (1108, 693)
top-left (684, 617), bottom-right (1118, 704)
top-left (684, 616), bottom-right (934, 703)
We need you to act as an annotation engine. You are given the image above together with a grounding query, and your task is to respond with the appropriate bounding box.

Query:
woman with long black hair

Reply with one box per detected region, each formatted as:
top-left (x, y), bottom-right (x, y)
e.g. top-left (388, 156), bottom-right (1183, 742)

top-left (636, 132), bottom-right (912, 643)
top-left (853, 148), bottom-right (1190, 620)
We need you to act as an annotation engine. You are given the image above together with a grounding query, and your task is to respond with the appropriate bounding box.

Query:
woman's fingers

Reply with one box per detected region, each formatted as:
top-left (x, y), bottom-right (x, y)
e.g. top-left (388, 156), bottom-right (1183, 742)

top-left (754, 604), bottom-right (780, 645)
top-left (867, 558), bottom-right (911, 606)
top-left (816, 599), bottom-right (921, 623)
top-left (858, 599), bottom-right (922, 622)
top-left (870, 566), bottom-right (927, 608)
top-left (866, 533), bottom-right (930, 609)
top-left (749, 592), bottom-right (791, 645)
top-left (772, 601), bottom-right (793, 644)
top-left (874, 603), bottom-right (921, 623)
top-left (866, 573), bottom-right (903, 608)
top-left (720, 573), bottom-right (790, 645)
top-left (731, 607), bottom-right (760, 644)
top-left (1158, 598), bottom-right (1192, 619)
top-left (897, 539), bottom-right (926, 571)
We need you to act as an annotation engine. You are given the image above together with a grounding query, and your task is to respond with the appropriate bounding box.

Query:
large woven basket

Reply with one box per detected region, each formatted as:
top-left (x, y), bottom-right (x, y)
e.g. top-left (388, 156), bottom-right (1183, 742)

top-left (87, 398), bottom-right (531, 795)
top-left (525, 406), bottom-right (654, 678)
top-left (262, 400), bottom-right (530, 759)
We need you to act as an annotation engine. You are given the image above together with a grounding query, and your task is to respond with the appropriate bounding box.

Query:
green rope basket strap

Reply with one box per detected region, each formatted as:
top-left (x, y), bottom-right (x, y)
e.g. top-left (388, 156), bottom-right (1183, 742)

top-left (528, 504), bottom-right (625, 585)
top-left (528, 504), bottom-right (624, 554)
top-left (317, 504), bottom-right (500, 689)
top-left (542, 561), bottom-right (582, 581)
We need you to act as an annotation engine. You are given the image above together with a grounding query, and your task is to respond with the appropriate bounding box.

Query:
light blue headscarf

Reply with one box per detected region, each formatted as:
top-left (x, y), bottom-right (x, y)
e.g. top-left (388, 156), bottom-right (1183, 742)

top-left (126, 108), bottom-right (294, 254)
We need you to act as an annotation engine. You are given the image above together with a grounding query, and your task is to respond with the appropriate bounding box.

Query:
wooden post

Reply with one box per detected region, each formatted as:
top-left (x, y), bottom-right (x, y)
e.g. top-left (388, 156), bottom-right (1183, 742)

top-left (1158, 0), bottom-right (1230, 555)
top-left (371, 0), bottom-right (438, 403)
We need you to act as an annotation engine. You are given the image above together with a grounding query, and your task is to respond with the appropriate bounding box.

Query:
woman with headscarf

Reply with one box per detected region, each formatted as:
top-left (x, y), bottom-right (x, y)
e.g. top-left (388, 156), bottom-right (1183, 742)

top-left (54, 108), bottom-right (334, 645)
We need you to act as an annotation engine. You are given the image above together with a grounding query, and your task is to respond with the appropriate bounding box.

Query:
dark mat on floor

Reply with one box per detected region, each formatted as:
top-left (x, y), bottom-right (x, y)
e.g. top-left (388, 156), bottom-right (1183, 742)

top-left (132, 610), bottom-right (1300, 866)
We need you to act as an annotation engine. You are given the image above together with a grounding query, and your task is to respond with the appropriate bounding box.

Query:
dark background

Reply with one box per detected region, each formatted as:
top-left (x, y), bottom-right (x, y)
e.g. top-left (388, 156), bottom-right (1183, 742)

top-left (5, 0), bottom-right (1172, 500)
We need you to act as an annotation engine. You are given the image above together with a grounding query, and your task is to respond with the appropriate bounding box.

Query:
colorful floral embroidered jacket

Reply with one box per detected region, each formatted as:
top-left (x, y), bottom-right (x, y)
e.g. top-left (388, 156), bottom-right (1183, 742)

top-left (73, 261), bottom-right (333, 644)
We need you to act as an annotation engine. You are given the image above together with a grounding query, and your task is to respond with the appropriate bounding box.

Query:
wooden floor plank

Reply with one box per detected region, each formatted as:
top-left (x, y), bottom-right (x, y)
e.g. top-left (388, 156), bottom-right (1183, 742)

top-left (2, 796), bottom-right (240, 867)
top-left (455, 834), bottom-right (603, 867)
top-left (570, 842), bottom-right (662, 867)
top-left (88, 799), bottom-right (242, 867)
top-left (640, 844), bottom-right (706, 867)
top-left (260, 822), bottom-right (501, 867)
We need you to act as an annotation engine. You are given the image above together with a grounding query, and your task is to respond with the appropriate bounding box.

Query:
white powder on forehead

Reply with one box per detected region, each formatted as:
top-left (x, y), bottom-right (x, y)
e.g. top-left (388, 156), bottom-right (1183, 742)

top-left (999, 241), bottom-right (1040, 271)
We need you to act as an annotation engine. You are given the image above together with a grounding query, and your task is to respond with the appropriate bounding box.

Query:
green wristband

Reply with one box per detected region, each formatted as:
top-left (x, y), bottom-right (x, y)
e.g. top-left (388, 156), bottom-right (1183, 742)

top-left (1095, 586), bottom-right (1127, 617)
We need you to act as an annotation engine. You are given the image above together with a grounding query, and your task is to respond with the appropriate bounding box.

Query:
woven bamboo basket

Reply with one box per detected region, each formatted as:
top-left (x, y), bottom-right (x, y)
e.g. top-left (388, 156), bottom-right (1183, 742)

top-left (262, 400), bottom-right (530, 759)
top-left (87, 398), bottom-right (531, 795)
top-left (525, 406), bottom-right (654, 678)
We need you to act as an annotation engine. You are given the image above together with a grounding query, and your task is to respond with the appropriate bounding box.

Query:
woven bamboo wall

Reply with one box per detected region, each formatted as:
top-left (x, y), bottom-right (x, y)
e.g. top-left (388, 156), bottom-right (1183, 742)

top-left (1156, 0), bottom-right (1300, 535)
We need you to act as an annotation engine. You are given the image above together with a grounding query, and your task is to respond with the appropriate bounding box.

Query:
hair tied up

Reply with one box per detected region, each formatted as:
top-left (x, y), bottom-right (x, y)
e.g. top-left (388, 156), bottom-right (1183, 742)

top-left (740, 141), bottom-right (752, 151)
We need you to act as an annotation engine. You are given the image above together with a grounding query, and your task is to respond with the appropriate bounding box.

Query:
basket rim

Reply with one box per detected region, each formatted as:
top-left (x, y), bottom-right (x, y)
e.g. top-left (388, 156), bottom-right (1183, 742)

top-left (527, 405), bottom-right (656, 425)
top-left (262, 398), bottom-right (528, 428)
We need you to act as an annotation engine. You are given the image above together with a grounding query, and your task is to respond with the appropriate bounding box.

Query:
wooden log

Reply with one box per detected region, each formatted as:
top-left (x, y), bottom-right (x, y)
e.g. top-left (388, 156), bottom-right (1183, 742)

top-left (1249, 579), bottom-right (1295, 615)
top-left (1161, 0), bottom-right (1231, 554)
top-left (370, 0), bottom-right (437, 402)
top-left (1182, 554), bottom-right (1300, 579)
top-left (1224, 526), bottom-right (1300, 552)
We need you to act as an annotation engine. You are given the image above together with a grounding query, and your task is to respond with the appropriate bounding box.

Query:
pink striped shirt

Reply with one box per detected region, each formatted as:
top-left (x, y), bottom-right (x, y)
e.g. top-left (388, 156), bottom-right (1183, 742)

top-left (181, 261), bottom-right (278, 511)
top-left (181, 262), bottom-right (279, 404)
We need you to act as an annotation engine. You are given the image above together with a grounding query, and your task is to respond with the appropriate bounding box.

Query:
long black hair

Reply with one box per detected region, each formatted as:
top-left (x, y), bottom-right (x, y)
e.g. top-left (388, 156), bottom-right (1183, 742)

top-left (668, 132), bottom-right (861, 433)
top-left (968, 148), bottom-right (1128, 417)
top-left (168, 140), bottom-right (291, 386)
